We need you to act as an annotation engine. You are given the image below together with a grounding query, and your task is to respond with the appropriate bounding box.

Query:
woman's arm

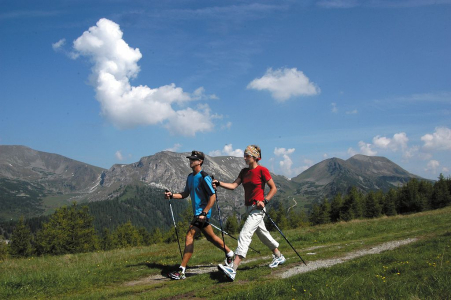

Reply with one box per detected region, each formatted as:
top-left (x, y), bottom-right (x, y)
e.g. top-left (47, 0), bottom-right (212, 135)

top-left (256, 178), bottom-right (277, 209)
top-left (213, 177), bottom-right (241, 190)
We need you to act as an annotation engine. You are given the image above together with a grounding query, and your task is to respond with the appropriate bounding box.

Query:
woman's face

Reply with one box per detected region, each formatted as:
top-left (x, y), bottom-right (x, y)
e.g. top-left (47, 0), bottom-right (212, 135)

top-left (244, 154), bottom-right (255, 165)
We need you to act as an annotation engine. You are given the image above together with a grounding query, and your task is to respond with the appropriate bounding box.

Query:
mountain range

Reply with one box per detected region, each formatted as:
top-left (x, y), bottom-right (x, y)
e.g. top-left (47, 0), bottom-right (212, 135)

top-left (0, 145), bottom-right (425, 222)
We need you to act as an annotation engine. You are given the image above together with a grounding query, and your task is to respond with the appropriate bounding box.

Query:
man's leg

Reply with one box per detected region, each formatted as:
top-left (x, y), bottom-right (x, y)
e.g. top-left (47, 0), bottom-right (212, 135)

top-left (181, 225), bottom-right (201, 268)
top-left (201, 225), bottom-right (232, 253)
top-left (168, 225), bottom-right (201, 280)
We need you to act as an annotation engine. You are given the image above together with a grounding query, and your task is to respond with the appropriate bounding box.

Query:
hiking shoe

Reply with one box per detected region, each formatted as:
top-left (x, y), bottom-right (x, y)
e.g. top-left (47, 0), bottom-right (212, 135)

top-left (224, 255), bottom-right (234, 268)
top-left (269, 254), bottom-right (286, 268)
top-left (218, 264), bottom-right (236, 281)
top-left (167, 267), bottom-right (186, 280)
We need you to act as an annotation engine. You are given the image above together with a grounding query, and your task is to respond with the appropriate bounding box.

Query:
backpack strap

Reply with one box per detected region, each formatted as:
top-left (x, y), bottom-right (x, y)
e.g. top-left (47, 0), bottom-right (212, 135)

top-left (199, 171), bottom-right (214, 204)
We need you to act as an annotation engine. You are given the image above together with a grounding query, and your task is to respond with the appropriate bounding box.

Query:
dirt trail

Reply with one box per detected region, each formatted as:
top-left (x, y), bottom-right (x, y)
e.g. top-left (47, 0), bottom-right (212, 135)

top-left (276, 238), bottom-right (417, 278)
top-left (124, 237), bottom-right (418, 286)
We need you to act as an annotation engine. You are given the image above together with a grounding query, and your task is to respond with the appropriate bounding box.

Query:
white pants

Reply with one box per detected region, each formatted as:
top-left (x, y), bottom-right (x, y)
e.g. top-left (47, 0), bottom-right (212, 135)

top-left (235, 207), bottom-right (279, 258)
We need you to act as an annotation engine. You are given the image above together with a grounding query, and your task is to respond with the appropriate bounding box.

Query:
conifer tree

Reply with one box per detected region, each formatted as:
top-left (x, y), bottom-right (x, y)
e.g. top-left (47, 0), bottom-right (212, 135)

top-left (431, 174), bottom-right (451, 209)
top-left (274, 202), bottom-right (289, 230)
top-left (8, 216), bottom-right (33, 257)
top-left (383, 188), bottom-right (397, 216)
top-left (113, 221), bottom-right (142, 248)
top-left (330, 193), bottom-right (343, 222)
top-left (150, 227), bottom-right (163, 244)
top-left (36, 203), bottom-right (98, 255)
top-left (100, 228), bottom-right (116, 250)
top-left (0, 235), bottom-right (7, 260)
top-left (224, 212), bottom-right (239, 234)
top-left (364, 191), bottom-right (382, 218)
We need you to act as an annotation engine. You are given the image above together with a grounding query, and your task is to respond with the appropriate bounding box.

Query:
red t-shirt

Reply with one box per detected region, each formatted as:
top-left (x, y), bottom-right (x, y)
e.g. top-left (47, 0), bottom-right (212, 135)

top-left (238, 165), bottom-right (272, 206)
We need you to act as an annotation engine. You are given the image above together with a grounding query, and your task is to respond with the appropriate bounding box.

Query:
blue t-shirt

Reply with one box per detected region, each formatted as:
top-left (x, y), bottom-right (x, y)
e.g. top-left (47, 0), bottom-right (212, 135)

top-left (184, 170), bottom-right (215, 218)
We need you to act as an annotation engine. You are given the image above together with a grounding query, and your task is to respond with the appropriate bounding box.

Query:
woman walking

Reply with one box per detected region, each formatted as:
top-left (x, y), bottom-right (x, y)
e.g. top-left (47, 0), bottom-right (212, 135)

top-left (215, 145), bottom-right (285, 281)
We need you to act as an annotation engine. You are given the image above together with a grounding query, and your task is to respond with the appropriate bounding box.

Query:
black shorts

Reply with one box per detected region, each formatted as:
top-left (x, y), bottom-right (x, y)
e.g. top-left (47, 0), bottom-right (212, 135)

top-left (191, 216), bottom-right (210, 229)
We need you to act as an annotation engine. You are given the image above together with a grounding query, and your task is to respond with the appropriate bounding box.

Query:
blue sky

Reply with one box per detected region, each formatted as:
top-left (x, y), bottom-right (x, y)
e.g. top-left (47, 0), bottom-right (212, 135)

top-left (1, 0), bottom-right (450, 180)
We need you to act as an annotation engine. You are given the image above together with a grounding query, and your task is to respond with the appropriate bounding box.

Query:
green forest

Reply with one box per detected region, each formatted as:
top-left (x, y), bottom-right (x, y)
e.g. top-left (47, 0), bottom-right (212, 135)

top-left (1, 175), bottom-right (450, 260)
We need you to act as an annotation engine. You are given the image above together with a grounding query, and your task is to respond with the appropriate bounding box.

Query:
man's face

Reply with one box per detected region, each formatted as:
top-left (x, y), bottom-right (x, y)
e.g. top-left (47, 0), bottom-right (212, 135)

top-left (189, 158), bottom-right (202, 168)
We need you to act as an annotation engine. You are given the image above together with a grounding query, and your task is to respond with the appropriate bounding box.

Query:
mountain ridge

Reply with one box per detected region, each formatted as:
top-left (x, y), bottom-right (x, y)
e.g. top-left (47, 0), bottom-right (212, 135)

top-left (0, 145), bottom-right (428, 222)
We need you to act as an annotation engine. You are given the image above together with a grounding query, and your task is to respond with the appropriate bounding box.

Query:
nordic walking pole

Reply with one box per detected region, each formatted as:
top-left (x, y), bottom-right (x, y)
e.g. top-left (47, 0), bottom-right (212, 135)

top-left (210, 223), bottom-right (261, 254)
top-left (166, 189), bottom-right (183, 260)
top-left (211, 176), bottom-right (228, 259)
top-left (254, 202), bottom-right (307, 266)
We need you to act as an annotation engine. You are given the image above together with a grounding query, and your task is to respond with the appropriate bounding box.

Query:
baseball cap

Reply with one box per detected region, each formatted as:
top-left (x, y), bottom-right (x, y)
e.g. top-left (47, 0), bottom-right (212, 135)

top-left (186, 150), bottom-right (205, 160)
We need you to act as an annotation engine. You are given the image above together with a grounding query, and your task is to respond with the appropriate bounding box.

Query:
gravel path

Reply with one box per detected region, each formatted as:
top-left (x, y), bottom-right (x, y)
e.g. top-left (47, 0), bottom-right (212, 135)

top-left (277, 238), bottom-right (418, 278)
top-left (124, 237), bottom-right (418, 286)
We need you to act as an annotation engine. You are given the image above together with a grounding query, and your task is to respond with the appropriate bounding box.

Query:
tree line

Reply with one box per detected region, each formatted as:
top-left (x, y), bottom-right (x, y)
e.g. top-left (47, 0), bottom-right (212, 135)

top-left (1, 175), bottom-right (450, 260)
top-left (309, 175), bottom-right (451, 225)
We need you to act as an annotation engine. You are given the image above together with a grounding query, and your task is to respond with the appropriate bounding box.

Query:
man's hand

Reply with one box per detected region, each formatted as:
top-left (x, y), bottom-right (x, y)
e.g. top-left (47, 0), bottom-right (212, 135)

top-left (164, 189), bottom-right (173, 199)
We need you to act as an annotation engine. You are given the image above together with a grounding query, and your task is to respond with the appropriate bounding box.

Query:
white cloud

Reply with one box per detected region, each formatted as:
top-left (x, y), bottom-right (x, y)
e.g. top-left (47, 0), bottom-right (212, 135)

top-left (421, 127), bottom-right (451, 151)
top-left (358, 141), bottom-right (377, 156)
top-left (301, 158), bottom-right (314, 172)
top-left (209, 144), bottom-right (243, 157)
top-left (52, 38), bottom-right (66, 51)
top-left (221, 121), bottom-right (232, 130)
top-left (165, 143), bottom-right (182, 152)
top-left (346, 109), bottom-right (358, 114)
top-left (274, 147), bottom-right (297, 177)
top-left (373, 132), bottom-right (408, 152)
top-left (318, 0), bottom-right (451, 9)
top-left (247, 67), bottom-right (320, 102)
top-left (347, 147), bottom-right (358, 156)
top-left (318, 0), bottom-right (358, 8)
top-left (425, 160), bottom-right (440, 174)
top-left (70, 18), bottom-right (217, 136)
top-left (331, 103), bottom-right (338, 113)
top-left (115, 150), bottom-right (124, 161)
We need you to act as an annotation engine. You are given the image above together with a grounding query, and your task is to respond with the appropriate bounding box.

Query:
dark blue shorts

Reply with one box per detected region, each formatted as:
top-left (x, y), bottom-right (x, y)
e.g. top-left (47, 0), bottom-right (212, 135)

top-left (191, 216), bottom-right (210, 229)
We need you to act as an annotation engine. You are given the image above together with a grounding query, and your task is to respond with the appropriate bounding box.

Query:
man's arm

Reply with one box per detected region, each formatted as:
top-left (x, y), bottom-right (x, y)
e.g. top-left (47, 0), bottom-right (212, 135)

top-left (165, 190), bottom-right (189, 199)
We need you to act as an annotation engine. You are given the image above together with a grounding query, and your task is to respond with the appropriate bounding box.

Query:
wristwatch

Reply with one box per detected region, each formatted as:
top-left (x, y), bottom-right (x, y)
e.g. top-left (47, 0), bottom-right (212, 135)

top-left (200, 211), bottom-right (207, 217)
top-left (264, 199), bottom-right (269, 205)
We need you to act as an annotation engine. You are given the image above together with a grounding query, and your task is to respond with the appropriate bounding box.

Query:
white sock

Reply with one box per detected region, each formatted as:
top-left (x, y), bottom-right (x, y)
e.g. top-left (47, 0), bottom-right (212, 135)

top-left (179, 266), bottom-right (186, 273)
top-left (227, 251), bottom-right (234, 258)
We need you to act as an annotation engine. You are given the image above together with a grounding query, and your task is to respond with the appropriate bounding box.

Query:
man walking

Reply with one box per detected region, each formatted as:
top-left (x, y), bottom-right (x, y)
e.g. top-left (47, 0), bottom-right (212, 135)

top-left (164, 150), bottom-right (234, 280)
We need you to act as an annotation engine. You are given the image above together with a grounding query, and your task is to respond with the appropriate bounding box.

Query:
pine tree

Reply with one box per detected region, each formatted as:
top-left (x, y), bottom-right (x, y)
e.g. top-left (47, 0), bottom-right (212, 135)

top-left (309, 204), bottom-right (322, 225)
top-left (0, 235), bottom-right (7, 260)
top-left (36, 203), bottom-right (98, 255)
top-left (274, 202), bottom-right (289, 230)
top-left (383, 189), bottom-right (397, 216)
top-left (330, 193), bottom-right (343, 222)
top-left (319, 198), bottom-right (331, 224)
top-left (100, 228), bottom-right (116, 250)
top-left (8, 216), bottom-right (33, 257)
top-left (430, 174), bottom-right (451, 209)
top-left (287, 208), bottom-right (303, 229)
top-left (364, 191), bottom-right (382, 218)
top-left (224, 212), bottom-right (239, 234)
top-left (113, 221), bottom-right (143, 248)
top-left (150, 227), bottom-right (163, 244)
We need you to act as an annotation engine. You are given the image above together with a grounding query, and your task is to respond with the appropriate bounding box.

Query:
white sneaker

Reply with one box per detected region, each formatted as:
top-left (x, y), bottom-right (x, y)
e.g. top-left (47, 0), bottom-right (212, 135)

top-left (224, 255), bottom-right (234, 268)
top-left (269, 254), bottom-right (286, 268)
top-left (218, 264), bottom-right (236, 281)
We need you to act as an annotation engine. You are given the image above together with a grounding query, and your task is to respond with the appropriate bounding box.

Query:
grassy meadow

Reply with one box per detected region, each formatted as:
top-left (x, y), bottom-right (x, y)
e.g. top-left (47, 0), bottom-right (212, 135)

top-left (1, 206), bottom-right (450, 299)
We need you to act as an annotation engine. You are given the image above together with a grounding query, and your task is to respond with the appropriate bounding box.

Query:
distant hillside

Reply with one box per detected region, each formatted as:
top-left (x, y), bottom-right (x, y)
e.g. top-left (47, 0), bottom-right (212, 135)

top-left (0, 145), bottom-right (428, 223)
top-left (291, 154), bottom-right (424, 201)
top-left (0, 145), bottom-right (105, 221)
